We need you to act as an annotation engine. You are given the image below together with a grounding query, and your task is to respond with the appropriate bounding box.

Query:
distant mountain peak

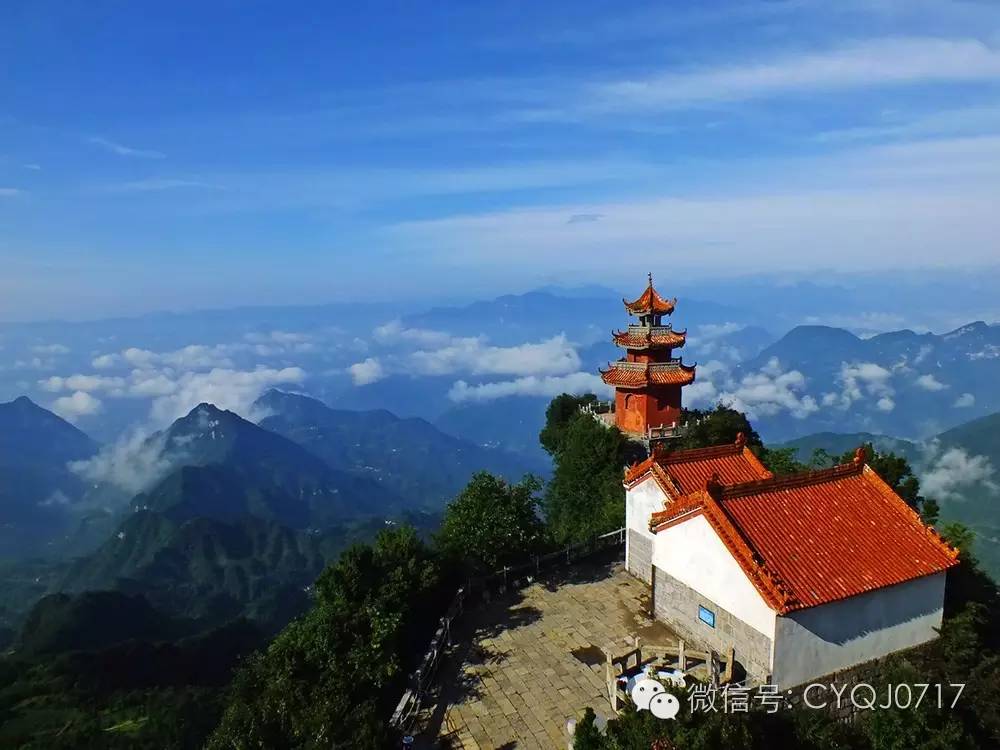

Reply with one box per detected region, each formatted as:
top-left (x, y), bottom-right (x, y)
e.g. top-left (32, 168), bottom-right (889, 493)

top-left (943, 321), bottom-right (989, 339)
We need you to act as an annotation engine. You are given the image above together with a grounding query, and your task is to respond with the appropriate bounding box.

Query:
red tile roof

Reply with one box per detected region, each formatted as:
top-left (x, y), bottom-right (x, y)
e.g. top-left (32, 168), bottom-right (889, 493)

top-left (657, 440), bottom-right (772, 494)
top-left (600, 361), bottom-right (696, 388)
top-left (627, 434), bottom-right (771, 498)
top-left (624, 276), bottom-right (676, 316)
top-left (613, 327), bottom-right (687, 350)
top-left (647, 452), bottom-right (959, 613)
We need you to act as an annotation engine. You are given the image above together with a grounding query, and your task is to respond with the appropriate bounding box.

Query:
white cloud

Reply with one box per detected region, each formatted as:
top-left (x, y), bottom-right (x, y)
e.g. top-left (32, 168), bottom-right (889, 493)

top-left (38, 374), bottom-right (125, 393)
top-left (92, 353), bottom-right (120, 369)
top-left (954, 392), bottom-right (976, 408)
top-left (348, 357), bottom-right (386, 386)
top-left (38, 490), bottom-right (71, 507)
top-left (411, 334), bottom-right (580, 377)
top-left (242, 330), bottom-right (317, 355)
top-left (715, 358), bottom-right (819, 420)
top-left (448, 372), bottom-right (609, 402)
top-left (128, 370), bottom-right (179, 397)
top-left (913, 344), bottom-right (934, 365)
top-left (51, 391), bottom-right (102, 421)
top-left (920, 443), bottom-right (998, 501)
top-left (367, 322), bottom-right (584, 381)
top-left (373, 320), bottom-right (453, 347)
top-left (88, 136), bottom-right (165, 159)
top-left (876, 396), bottom-right (896, 412)
top-left (70, 428), bottom-right (173, 496)
top-left (122, 347), bottom-right (159, 367)
top-left (147, 366), bottom-right (306, 424)
top-left (686, 323), bottom-right (749, 364)
top-left (914, 373), bottom-right (948, 391)
top-left (31, 343), bottom-right (70, 355)
top-left (589, 38), bottom-right (1000, 112)
top-left (161, 344), bottom-right (234, 369)
top-left (825, 361), bottom-right (894, 409)
top-left (387, 138), bottom-right (1000, 276)
top-left (681, 359), bottom-right (730, 409)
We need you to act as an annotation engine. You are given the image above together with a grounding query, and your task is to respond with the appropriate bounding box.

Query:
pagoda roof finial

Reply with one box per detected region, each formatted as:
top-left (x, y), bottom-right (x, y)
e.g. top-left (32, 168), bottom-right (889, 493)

top-left (623, 273), bottom-right (676, 316)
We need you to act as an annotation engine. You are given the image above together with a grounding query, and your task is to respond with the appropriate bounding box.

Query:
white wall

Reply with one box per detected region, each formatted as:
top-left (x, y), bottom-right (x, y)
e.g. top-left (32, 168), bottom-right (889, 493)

top-left (771, 572), bottom-right (947, 689)
top-left (651, 514), bottom-right (777, 644)
top-left (625, 479), bottom-right (667, 566)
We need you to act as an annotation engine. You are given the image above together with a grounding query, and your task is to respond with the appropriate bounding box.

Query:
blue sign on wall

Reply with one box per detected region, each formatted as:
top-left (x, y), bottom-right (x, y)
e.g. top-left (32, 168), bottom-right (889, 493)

top-left (698, 605), bottom-right (716, 628)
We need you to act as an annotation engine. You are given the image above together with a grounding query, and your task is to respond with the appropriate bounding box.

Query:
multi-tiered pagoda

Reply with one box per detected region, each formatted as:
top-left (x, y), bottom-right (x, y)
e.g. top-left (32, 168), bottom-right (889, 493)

top-left (600, 274), bottom-right (696, 441)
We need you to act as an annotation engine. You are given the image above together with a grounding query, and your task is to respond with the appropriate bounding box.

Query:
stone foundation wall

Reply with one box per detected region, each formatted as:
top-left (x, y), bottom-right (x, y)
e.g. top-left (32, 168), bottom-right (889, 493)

top-left (652, 565), bottom-right (772, 682)
top-left (627, 529), bottom-right (653, 584)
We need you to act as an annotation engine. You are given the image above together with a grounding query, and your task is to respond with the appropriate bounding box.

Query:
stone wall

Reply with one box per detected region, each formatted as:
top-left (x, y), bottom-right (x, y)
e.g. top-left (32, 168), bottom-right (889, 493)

top-left (627, 529), bottom-right (653, 584)
top-left (653, 565), bottom-right (772, 682)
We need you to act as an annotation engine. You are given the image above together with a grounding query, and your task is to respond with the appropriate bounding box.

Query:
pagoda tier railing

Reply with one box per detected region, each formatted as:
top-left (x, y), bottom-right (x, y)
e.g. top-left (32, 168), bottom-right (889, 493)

top-left (625, 323), bottom-right (677, 334)
top-left (607, 359), bottom-right (685, 371)
top-left (389, 527), bottom-right (627, 737)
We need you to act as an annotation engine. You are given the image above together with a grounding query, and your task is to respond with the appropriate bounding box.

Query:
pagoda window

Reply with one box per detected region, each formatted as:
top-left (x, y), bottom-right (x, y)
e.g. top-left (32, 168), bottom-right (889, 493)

top-left (624, 394), bottom-right (633, 409)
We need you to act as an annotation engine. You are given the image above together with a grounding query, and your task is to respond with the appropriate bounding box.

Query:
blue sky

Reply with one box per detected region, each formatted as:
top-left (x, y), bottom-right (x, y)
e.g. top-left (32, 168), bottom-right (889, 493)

top-left (2, 0), bottom-right (1000, 320)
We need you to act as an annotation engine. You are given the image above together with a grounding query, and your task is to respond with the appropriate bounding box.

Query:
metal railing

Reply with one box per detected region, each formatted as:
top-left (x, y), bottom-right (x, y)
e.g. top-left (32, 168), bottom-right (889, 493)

top-left (389, 527), bottom-right (626, 733)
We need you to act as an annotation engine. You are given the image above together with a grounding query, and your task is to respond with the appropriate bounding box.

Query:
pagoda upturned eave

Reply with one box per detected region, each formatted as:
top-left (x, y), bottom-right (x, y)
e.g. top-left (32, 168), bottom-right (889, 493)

top-left (612, 327), bottom-right (686, 350)
top-left (600, 360), bottom-right (696, 388)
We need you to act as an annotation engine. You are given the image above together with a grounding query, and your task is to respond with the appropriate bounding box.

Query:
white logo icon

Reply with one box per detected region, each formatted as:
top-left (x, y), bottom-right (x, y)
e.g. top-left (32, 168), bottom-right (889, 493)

top-left (630, 678), bottom-right (665, 710)
top-left (650, 692), bottom-right (681, 720)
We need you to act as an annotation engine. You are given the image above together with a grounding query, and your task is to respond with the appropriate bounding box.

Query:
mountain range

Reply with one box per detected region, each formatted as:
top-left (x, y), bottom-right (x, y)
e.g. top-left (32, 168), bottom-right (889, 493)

top-left (735, 321), bottom-right (1000, 442)
top-left (256, 389), bottom-right (545, 506)
top-left (0, 390), bottom-right (539, 639)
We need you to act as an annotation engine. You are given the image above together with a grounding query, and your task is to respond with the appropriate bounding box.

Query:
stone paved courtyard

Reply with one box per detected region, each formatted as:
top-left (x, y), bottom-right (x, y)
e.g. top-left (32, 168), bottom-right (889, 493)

top-left (421, 558), bottom-right (678, 749)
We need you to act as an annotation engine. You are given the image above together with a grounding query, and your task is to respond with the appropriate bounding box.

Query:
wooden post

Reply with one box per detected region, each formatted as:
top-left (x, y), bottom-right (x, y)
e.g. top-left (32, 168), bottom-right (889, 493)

top-left (606, 653), bottom-right (617, 713)
top-left (677, 639), bottom-right (685, 671)
top-left (724, 646), bottom-right (734, 684)
top-left (710, 649), bottom-right (720, 688)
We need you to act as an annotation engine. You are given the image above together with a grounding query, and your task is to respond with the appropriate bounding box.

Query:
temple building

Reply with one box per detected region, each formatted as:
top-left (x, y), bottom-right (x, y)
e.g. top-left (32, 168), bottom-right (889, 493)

top-left (600, 275), bottom-right (696, 443)
top-left (623, 438), bottom-right (958, 687)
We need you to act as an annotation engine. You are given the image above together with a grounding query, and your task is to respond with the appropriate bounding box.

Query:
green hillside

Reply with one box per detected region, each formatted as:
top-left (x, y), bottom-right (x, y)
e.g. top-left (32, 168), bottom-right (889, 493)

top-left (57, 511), bottom-right (335, 629)
top-left (257, 389), bottom-right (546, 509)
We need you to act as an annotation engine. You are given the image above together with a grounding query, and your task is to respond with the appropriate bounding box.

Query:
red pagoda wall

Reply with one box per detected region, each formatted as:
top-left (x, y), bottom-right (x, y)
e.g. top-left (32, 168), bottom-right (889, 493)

top-left (615, 386), bottom-right (681, 435)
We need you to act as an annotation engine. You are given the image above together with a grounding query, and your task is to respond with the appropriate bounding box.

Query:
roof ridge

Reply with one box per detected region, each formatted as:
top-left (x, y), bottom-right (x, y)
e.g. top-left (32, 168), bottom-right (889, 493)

top-left (656, 441), bottom-right (743, 463)
top-left (717, 460), bottom-right (863, 499)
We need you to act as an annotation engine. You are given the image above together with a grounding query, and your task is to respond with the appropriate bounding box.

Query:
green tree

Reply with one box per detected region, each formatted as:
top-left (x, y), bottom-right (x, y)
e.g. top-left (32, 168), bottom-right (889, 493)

top-left (677, 405), bottom-right (762, 450)
top-left (757, 446), bottom-right (809, 476)
top-left (540, 392), bottom-right (598, 456)
top-left (543, 413), bottom-right (641, 544)
top-left (436, 472), bottom-right (545, 573)
top-left (207, 526), bottom-right (441, 749)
